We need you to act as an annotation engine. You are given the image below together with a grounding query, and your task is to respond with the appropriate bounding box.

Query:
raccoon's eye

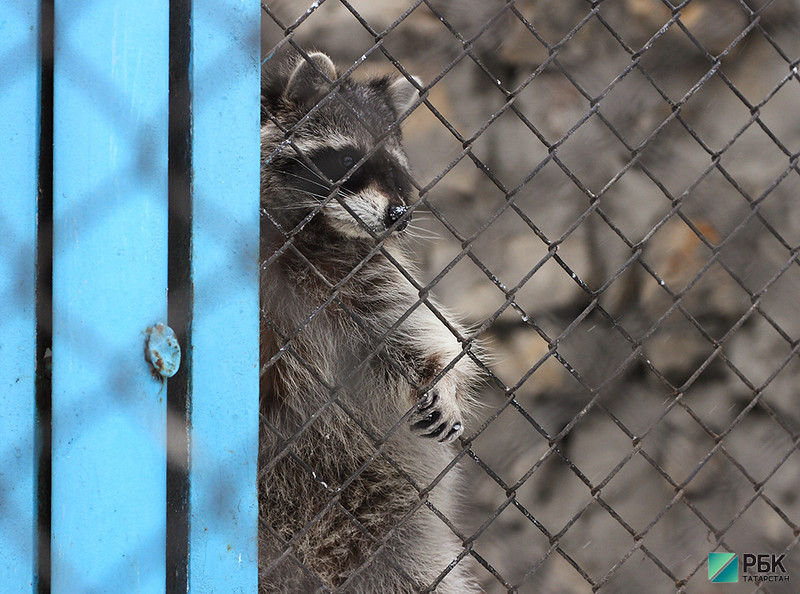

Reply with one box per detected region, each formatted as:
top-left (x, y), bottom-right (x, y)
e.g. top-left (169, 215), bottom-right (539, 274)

top-left (311, 148), bottom-right (362, 182)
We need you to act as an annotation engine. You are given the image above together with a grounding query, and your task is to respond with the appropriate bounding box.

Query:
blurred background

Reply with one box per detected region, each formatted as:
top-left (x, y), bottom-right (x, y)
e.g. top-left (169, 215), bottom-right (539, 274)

top-left (261, 1), bottom-right (800, 591)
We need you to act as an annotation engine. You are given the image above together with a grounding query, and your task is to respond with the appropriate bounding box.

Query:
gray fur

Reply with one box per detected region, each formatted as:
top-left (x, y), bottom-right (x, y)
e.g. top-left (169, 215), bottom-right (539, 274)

top-left (285, 53), bottom-right (338, 106)
top-left (259, 53), bottom-right (481, 592)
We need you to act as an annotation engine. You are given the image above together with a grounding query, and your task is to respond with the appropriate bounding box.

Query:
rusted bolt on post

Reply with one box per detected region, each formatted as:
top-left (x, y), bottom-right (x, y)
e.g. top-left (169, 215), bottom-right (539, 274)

top-left (145, 323), bottom-right (181, 378)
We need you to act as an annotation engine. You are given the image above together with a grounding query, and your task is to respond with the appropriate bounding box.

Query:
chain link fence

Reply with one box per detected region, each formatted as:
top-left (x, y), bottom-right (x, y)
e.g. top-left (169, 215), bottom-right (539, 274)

top-left (259, 0), bottom-right (800, 592)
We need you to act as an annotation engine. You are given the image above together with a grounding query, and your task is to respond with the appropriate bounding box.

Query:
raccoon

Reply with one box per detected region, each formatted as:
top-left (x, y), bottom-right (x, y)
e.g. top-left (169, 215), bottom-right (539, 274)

top-left (259, 52), bottom-right (482, 593)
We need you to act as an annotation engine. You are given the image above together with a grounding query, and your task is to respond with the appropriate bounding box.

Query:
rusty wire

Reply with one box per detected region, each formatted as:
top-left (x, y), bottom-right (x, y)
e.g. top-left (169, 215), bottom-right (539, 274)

top-left (259, 0), bottom-right (800, 591)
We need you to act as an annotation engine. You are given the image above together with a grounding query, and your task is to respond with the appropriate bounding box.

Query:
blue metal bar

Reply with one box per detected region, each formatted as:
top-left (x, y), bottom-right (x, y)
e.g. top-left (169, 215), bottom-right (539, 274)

top-left (50, 3), bottom-right (169, 592)
top-left (0, 2), bottom-right (40, 590)
top-left (188, 0), bottom-right (261, 590)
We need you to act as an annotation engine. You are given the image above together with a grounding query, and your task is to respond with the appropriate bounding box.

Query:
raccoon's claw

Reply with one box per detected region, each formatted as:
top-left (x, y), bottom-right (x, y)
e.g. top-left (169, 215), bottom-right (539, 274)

top-left (410, 389), bottom-right (464, 443)
top-left (417, 390), bottom-right (438, 411)
top-left (412, 409), bottom-right (441, 431)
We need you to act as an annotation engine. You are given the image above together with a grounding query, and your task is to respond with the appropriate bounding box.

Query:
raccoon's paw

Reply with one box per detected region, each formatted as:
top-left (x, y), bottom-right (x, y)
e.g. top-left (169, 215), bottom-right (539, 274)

top-left (409, 387), bottom-right (464, 443)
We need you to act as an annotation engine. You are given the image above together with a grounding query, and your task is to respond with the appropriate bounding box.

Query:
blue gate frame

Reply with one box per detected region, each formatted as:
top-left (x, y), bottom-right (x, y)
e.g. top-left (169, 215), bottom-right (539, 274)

top-left (0, 1), bottom-right (261, 591)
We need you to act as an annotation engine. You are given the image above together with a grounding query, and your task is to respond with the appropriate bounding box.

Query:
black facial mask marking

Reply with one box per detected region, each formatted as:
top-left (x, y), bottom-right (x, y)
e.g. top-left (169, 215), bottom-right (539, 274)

top-left (283, 147), bottom-right (412, 206)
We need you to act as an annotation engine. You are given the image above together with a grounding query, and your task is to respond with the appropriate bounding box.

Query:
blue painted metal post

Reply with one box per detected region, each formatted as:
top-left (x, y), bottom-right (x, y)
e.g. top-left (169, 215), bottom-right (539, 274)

top-left (50, 3), bottom-right (169, 592)
top-left (0, 2), bottom-right (40, 591)
top-left (189, 0), bottom-right (261, 590)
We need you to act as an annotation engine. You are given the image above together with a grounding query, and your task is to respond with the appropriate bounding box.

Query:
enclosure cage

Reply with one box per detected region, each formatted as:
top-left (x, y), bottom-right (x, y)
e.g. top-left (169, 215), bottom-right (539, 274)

top-left (2, 0), bottom-right (800, 593)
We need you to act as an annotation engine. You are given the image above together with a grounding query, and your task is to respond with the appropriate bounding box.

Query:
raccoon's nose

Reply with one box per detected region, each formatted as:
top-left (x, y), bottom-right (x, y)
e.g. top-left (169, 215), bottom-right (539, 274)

top-left (385, 205), bottom-right (410, 231)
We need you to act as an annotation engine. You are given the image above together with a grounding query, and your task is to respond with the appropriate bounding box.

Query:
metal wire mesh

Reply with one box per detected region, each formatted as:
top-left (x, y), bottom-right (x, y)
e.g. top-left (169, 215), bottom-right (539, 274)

top-left (259, 0), bottom-right (800, 592)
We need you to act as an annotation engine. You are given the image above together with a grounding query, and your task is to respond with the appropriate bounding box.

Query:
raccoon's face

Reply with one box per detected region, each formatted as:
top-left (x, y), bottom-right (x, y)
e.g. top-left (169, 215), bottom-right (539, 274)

top-left (280, 141), bottom-right (414, 239)
top-left (261, 53), bottom-right (420, 240)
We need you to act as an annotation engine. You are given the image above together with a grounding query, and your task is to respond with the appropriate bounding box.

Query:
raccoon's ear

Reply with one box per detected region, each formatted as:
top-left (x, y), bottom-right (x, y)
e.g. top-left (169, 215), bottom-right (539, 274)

top-left (285, 52), bottom-right (338, 105)
top-left (386, 75), bottom-right (422, 116)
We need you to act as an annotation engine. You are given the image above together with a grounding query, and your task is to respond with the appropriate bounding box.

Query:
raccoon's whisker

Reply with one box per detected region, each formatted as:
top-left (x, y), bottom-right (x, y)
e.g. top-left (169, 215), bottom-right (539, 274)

top-left (399, 235), bottom-right (435, 248)
top-left (281, 170), bottom-right (351, 197)
top-left (407, 230), bottom-right (441, 240)
top-left (398, 230), bottom-right (434, 243)
top-left (298, 189), bottom-right (350, 203)
top-left (284, 157), bottom-right (353, 192)
top-left (336, 186), bottom-right (357, 197)
top-left (400, 228), bottom-right (435, 240)
top-left (270, 186), bottom-right (344, 204)
top-left (281, 170), bottom-right (358, 198)
top-left (404, 225), bottom-right (442, 241)
top-left (280, 170), bottom-right (330, 191)
top-left (269, 186), bottom-right (328, 199)
top-left (263, 205), bottom-right (316, 211)
top-left (283, 156), bottom-right (361, 193)
top-left (285, 154), bottom-right (319, 175)
top-left (401, 233), bottom-right (439, 244)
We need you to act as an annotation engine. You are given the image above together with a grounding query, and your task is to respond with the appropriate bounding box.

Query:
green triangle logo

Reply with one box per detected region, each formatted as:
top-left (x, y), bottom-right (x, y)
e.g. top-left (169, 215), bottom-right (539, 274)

top-left (709, 552), bottom-right (739, 583)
